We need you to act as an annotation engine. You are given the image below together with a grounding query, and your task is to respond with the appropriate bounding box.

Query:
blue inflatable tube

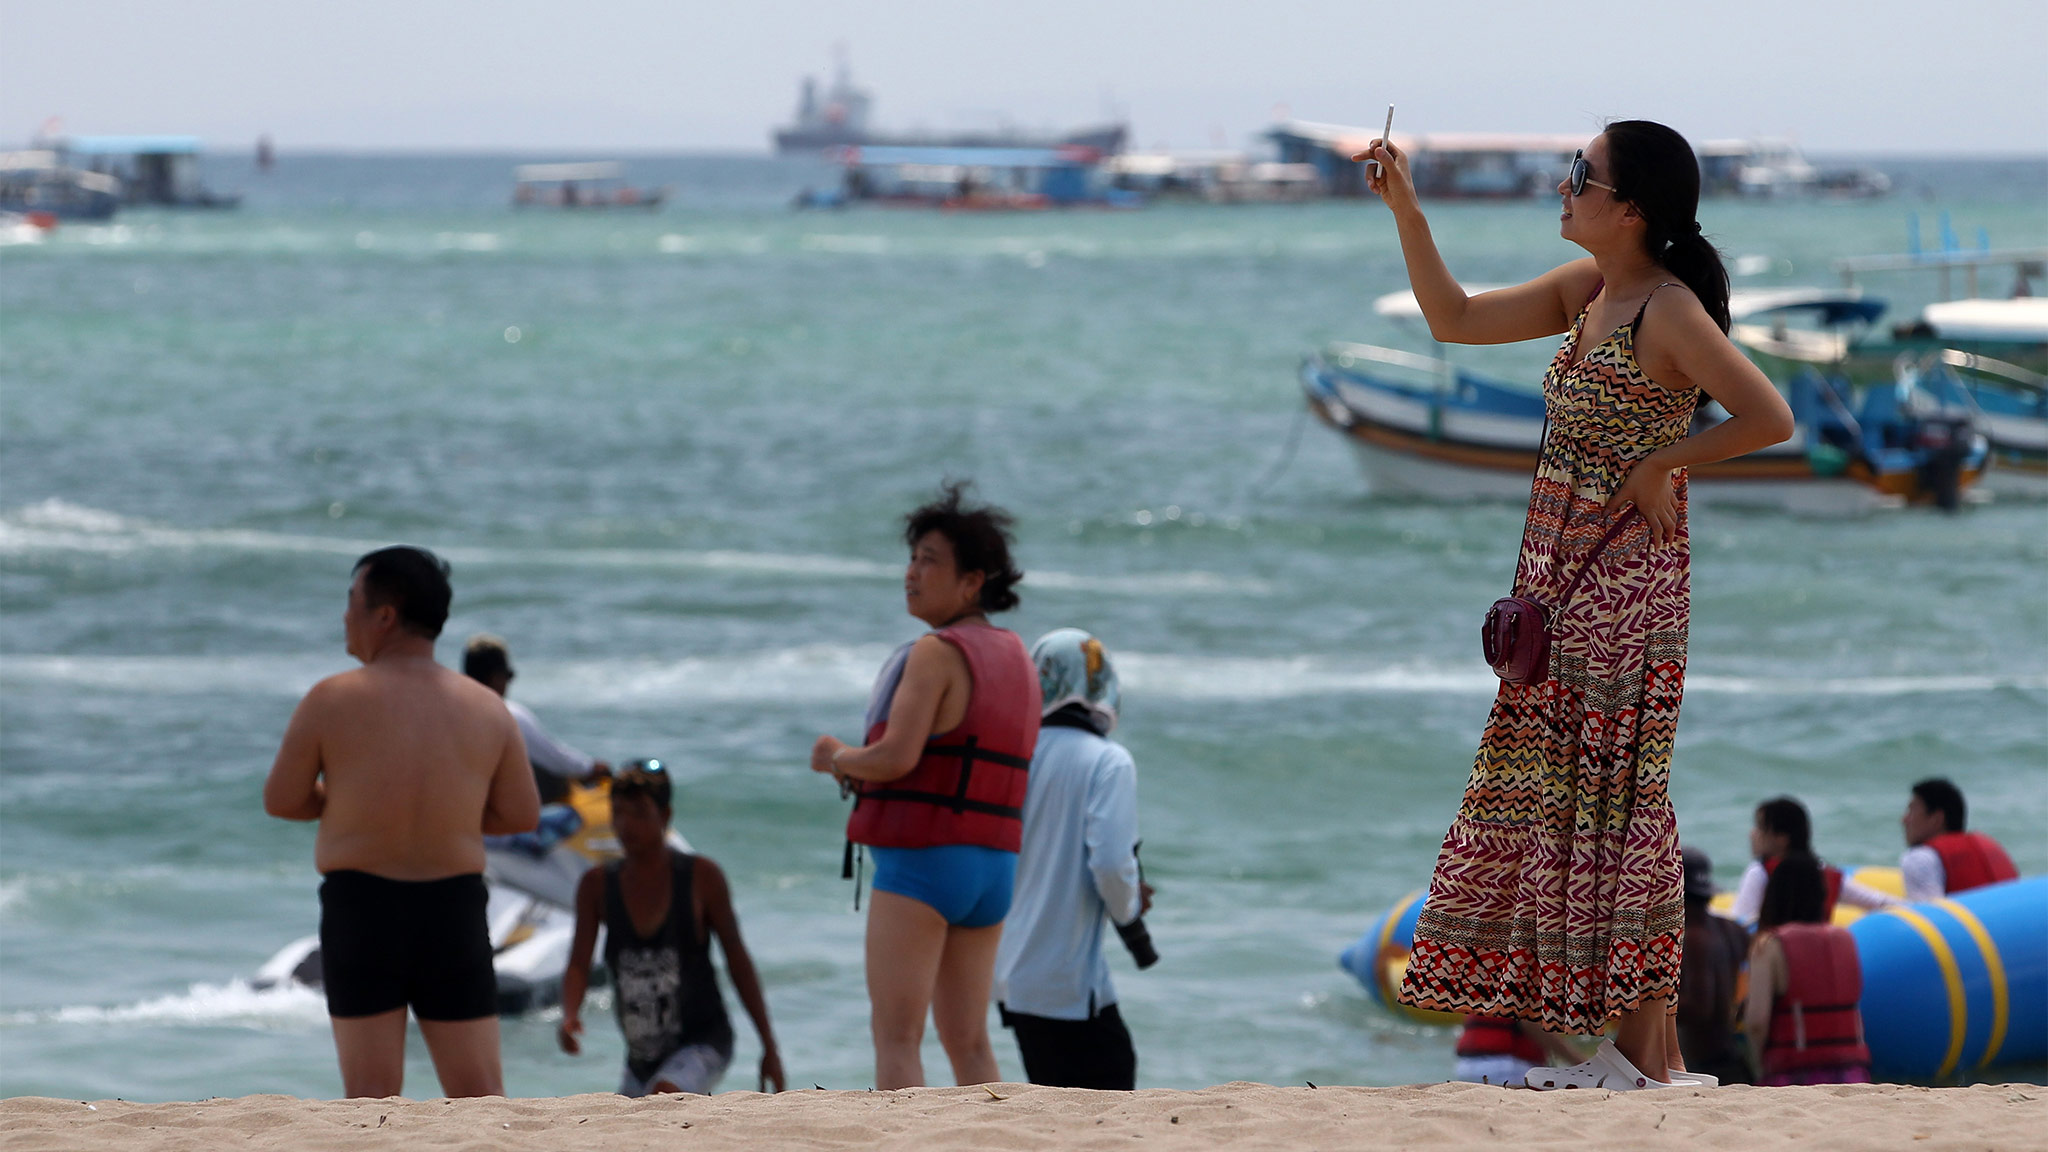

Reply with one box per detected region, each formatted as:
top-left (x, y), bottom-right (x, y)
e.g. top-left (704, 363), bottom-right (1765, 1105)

top-left (1338, 889), bottom-right (1460, 1027)
top-left (1850, 876), bottom-right (2047, 1080)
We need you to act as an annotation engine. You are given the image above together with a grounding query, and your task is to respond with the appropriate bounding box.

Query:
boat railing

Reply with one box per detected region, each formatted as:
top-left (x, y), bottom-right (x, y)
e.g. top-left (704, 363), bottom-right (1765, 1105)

top-left (1939, 348), bottom-right (2047, 395)
top-left (1835, 246), bottom-right (2048, 301)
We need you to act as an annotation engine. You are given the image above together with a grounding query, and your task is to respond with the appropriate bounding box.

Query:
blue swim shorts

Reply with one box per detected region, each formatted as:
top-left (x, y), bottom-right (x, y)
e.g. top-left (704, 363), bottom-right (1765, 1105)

top-left (869, 845), bottom-right (1016, 928)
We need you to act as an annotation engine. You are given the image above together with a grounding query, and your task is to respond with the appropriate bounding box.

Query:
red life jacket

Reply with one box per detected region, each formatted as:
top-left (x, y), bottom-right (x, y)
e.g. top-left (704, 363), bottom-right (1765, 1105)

top-left (1761, 923), bottom-right (1870, 1076)
top-left (1763, 855), bottom-right (1845, 920)
top-left (1927, 832), bottom-right (2019, 895)
top-left (845, 624), bottom-right (1039, 853)
top-left (1454, 1015), bottom-right (1546, 1064)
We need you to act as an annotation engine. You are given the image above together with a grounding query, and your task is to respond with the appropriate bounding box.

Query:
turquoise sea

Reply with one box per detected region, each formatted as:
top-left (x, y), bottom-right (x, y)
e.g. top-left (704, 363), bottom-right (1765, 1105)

top-left (2, 153), bottom-right (2044, 1100)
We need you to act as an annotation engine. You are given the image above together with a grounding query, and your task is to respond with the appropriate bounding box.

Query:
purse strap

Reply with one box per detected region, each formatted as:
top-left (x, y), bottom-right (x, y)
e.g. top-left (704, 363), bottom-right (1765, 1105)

top-left (1547, 507), bottom-right (1640, 614)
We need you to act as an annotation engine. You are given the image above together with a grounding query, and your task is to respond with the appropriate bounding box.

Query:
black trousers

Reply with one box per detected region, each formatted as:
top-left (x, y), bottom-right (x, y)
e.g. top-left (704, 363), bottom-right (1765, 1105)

top-left (1000, 1002), bottom-right (1137, 1090)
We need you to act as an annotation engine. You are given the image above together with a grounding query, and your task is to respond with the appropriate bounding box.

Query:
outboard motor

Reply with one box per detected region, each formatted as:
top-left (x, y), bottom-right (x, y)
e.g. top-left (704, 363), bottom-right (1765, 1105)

top-left (1916, 413), bottom-right (1977, 512)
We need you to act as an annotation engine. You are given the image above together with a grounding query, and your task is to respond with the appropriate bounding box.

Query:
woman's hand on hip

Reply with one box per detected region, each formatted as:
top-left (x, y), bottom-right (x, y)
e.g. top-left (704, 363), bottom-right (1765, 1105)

top-left (1607, 459), bottom-right (1681, 545)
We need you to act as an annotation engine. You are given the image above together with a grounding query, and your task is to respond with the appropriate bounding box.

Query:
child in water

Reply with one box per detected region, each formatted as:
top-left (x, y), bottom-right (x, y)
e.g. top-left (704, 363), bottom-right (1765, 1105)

top-left (558, 761), bottom-right (785, 1095)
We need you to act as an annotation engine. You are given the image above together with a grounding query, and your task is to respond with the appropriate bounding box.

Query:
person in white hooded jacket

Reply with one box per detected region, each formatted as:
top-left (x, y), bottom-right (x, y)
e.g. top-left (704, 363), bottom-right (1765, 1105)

top-left (992, 628), bottom-right (1154, 1089)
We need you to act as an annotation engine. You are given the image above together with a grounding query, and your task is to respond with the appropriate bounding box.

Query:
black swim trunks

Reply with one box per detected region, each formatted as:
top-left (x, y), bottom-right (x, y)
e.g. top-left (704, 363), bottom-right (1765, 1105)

top-left (318, 870), bottom-right (497, 1021)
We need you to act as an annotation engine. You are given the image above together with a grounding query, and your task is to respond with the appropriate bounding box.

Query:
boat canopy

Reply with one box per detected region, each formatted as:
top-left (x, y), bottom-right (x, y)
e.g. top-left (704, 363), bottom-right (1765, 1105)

top-left (1921, 299), bottom-right (2048, 343)
top-left (514, 162), bottom-right (625, 183)
top-left (1729, 288), bottom-right (1887, 326)
top-left (63, 135), bottom-right (203, 156)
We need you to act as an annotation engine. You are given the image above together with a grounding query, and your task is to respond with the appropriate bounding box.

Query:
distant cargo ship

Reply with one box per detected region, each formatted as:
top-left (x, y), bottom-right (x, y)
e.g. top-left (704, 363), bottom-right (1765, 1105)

top-left (772, 55), bottom-right (1126, 157)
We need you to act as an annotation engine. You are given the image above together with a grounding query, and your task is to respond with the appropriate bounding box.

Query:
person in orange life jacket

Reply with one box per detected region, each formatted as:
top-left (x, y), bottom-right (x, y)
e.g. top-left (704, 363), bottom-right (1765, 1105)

top-left (1901, 778), bottom-right (2019, 901)
top-left (1742, 852), bottom-right (1871, 1086)
top-left (1676, 845), bottom-right (1752, 1085)
top-left (810, 482), bottom-right (1039, 1090)
top-left (558, 762), bottom-right (784, 1096)
top-left (1728, 796), bottom-right (1897, 925)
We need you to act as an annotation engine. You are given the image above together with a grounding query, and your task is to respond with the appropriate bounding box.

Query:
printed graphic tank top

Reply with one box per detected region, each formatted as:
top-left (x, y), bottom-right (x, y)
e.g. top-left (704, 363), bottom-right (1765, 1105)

top-left (601, 851), bottom-right (734, 1079)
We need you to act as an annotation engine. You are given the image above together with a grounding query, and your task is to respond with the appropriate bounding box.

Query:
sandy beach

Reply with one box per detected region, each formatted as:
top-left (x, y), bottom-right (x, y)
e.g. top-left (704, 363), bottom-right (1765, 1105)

top-left (5, 1081), bottom-right (2043, 1151)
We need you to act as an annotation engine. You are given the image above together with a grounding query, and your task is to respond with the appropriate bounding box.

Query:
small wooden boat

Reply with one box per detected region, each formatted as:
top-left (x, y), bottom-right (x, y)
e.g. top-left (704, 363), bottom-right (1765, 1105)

top-left (1302, 290), bottom-right (1989, 512)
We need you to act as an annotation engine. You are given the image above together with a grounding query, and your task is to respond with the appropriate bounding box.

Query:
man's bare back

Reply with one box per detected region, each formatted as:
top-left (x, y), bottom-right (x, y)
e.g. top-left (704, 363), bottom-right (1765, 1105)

top-left (264, 550), bottom-right (541, 1099)
top-left (268, 654), bottom-right (538, 880)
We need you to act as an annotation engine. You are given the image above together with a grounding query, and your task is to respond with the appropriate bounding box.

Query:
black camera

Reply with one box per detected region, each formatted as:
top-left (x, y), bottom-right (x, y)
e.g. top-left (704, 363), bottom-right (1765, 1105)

top-left (1116, 841), bottom-right (1159, 968)
top-left (1115, 916), bottom-right (1159, 969)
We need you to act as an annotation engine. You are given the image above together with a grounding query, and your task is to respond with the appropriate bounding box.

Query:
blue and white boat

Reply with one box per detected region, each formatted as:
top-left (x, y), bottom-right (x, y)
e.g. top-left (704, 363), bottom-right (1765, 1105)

top-left (1733, 287), bottom-right (2048, 497)
top-left (0, 150), bottom-right (120, 220)
top-left (1300, 290), bottom-right (1991, 513)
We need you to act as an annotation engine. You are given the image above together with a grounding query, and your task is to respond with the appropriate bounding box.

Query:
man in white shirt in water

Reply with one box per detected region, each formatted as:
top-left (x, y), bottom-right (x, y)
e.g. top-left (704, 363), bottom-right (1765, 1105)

top-left (462, 634), bottom-right (609, 803)
top-left (993, 628), bottom-right (1154, 1089)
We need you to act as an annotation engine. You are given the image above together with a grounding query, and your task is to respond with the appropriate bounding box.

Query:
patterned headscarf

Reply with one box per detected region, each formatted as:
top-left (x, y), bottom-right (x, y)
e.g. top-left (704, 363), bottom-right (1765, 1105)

top-left (1030, 628), bottom-right (1120, 735)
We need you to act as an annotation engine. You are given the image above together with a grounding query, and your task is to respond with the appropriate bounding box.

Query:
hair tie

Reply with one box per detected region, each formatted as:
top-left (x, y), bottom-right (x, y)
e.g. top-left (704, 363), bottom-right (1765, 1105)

top-left (1689, 221), bottom-right (1703, 235)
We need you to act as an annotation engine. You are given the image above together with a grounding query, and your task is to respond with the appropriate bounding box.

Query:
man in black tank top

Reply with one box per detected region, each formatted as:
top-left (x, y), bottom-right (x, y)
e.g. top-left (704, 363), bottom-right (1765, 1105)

top-left (558, 763), bottom-right (785, 1095)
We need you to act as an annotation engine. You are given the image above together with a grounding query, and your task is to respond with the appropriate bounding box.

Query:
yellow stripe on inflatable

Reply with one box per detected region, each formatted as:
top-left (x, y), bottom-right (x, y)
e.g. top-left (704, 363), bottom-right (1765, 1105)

top-left (1935, 899), bottom-right (2010, 1069)
top-left (1885, 907), bottom-right (1969, 1080)
top-left (1375, 891), bottom-right (1423, 1006)
top-left (1851, 866), bottom-right (1905, 900)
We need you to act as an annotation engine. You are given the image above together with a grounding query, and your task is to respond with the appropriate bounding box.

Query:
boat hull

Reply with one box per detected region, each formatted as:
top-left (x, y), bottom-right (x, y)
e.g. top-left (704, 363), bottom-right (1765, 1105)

top-left (1302, 351), bottom-right (1986, 513)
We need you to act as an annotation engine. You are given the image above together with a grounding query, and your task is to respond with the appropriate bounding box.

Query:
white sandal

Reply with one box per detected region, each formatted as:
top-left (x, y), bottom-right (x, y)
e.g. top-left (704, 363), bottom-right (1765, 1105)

top-left (1666, 1068), bottom-right (1717, 1087)
top-left (1527, 1040), bottom-right (1678, 1091)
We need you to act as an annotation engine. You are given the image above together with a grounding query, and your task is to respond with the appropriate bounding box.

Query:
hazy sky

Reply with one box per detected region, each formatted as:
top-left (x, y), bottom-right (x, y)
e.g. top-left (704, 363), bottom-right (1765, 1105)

top-left (4, 0), bottom-right (2044, 154)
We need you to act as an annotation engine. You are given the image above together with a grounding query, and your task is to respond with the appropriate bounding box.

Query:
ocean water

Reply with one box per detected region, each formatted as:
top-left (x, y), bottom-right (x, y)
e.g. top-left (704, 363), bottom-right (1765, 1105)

top-left (1, 153), bottom-right (2044, 1101)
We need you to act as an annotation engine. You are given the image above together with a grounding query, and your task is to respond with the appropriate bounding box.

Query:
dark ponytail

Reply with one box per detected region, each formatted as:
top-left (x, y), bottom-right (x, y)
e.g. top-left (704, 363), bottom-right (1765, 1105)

top-left (1603, 120), bottom-right (1731, 334)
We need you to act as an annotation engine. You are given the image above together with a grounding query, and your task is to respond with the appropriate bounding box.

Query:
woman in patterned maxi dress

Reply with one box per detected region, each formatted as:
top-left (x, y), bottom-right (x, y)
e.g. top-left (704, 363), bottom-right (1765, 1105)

top-left (1355, 122), bottom-right (1794, 1088)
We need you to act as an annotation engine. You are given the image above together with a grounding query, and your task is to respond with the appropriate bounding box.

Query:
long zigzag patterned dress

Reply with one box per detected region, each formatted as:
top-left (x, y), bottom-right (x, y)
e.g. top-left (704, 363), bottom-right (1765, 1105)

top-left (1399, 285), bottom-right (1696, 1035)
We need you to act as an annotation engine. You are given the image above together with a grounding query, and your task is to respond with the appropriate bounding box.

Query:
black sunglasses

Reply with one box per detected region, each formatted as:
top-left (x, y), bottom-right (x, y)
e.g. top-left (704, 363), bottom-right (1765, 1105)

top-left (1569, 149), bottom-right (1616, 197)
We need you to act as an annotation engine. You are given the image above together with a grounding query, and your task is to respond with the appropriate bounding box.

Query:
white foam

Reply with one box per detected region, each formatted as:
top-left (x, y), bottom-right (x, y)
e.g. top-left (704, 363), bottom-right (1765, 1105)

top-left (0, 500), bottom-right (1259, 594)
top-left (5, 980), bottom-right (329, 1030)
top-left (0, 655), bottom-right (343, 697)
top-left (8, 648), bottom-right (2036, 705)
top-left (0, 877), bottom-right (27, 917)
top-left (800, 233), bottom-right (889, 255)
top-left (433, 231), bottom-right (502, 252)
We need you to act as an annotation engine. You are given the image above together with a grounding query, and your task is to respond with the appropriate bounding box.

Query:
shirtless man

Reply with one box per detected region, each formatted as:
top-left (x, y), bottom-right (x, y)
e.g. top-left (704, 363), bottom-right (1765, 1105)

top-left (264, 546), bottom-right (541, 1098)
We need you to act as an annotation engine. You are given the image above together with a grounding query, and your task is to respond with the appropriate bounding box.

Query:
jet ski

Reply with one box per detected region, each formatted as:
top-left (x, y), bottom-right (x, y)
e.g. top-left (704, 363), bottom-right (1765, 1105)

top-left (253, 778), bottom-right (686, 1016)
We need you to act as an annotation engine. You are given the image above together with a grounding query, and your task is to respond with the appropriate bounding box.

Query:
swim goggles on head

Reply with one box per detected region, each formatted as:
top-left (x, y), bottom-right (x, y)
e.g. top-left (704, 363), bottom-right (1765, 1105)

top-left (1569, 149), bottom-right (1617, 197)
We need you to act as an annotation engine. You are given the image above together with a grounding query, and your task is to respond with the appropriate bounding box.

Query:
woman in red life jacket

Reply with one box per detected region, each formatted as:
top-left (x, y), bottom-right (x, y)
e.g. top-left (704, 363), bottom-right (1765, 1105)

top-left (811, 483), bottom-right (1040, 1090)
top-left (1901, 777), bottom-right (2019, 901)
top-left (1743, 852), bottom-right (1872, 1085)
top-left (1729, 796), bottom-right (1897, 925)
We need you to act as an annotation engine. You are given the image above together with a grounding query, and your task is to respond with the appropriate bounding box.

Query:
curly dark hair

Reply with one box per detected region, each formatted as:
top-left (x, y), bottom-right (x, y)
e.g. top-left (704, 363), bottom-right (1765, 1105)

top-left (903, 480), bottom-right (1024, 613)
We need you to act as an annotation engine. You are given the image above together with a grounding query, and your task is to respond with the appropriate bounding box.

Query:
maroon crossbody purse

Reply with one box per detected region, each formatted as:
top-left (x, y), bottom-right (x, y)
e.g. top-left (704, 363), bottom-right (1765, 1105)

top-left (1482, 421), bottom-right (1640, 685)
top-left (1481, 511), bottom-right (1636, 685)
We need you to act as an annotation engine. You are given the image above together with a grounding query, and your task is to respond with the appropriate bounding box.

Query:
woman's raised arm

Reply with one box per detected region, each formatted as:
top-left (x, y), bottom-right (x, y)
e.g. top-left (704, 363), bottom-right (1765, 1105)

top-left (1360, 139), bottom-right (1597, 346)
